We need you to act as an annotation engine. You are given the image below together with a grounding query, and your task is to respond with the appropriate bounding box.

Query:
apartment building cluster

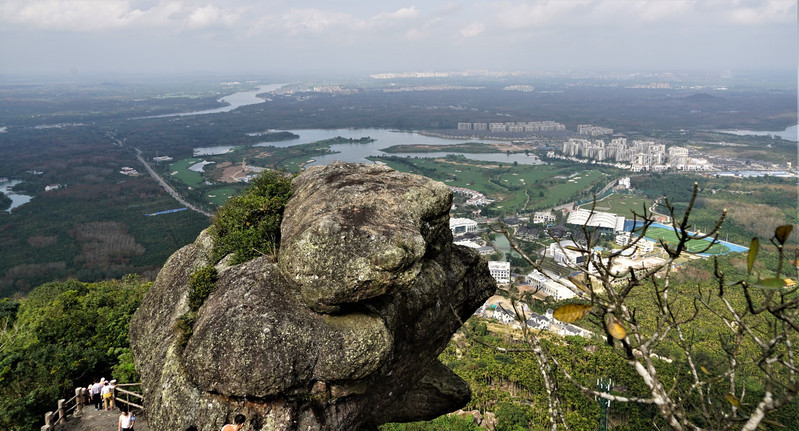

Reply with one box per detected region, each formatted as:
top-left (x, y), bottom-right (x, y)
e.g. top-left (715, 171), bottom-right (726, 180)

top-left (577, 124), bottom-right (614, 136)
top-left (630, 82), bottom-right (671, 89)
top-left (561, 138), bottom-right (712, 171)
top-left (275, 85), bottom-right (359, 95)
top-left (457, 121), bottom-right (566, 133)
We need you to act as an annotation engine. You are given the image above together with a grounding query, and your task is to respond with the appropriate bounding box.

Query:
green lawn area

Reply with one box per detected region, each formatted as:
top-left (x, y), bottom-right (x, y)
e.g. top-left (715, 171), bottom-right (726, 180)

top-left (374, 156), bottom-right (617, 215)
top-left (494, 168), bottom-right (610, 210)
top-left (542, 170), bottom-right (608, 208)
top-left (580, 193), bottom-right (651, 217)
top-left (170, 158), bottom-right (205, 188)
top-left (205, 187), bottom-right (238, 207)
top-left (637, 226), bottom-right (730, 254)
top-left (379, 157), bottom-right (509, 196)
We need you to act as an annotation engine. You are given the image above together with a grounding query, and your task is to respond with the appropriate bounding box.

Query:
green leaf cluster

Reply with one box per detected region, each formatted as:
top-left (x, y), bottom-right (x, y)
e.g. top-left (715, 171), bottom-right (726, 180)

top-left (210, 170), bottom-right (293, 264)
top-left (0, 277), bottom-right (149, 430)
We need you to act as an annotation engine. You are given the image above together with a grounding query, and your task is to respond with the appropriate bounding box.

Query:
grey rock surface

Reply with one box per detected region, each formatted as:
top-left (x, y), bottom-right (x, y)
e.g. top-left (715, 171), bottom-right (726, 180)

top-left (130, 162), bottom-right (495, 431)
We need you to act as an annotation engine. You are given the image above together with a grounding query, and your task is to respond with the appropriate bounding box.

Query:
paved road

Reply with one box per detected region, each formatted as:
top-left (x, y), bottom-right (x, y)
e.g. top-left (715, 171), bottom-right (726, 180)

top-left (58, 406), bottom-right (149, 431)
top-left (135, 148), bottom-right (213, 218)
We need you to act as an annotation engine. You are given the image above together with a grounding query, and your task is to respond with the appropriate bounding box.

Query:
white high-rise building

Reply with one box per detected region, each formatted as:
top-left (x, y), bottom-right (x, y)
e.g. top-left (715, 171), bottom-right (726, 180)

top-left (488, 261), bottom-right (511, 284)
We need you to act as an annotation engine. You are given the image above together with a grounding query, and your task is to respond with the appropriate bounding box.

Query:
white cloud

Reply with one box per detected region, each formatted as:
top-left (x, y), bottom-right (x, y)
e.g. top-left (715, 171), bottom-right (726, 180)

top-left (281, 8), bottom-right (354, 33)
top-left (371, 6), bottom-right (420, 21)
top-left (404, 26), bottom-right (429, 41)
top-left (185, 5), bottom-right (239, 28)
top-left (0, 0), bottom-right (144, 30)
top-left (726, 0), bottom-right (796, 25)
top-left (487, 0), bottom-right (797, 30)
top-left (0, 0), bottom-right (239, 31)
top-left (626, 1), bottom-right (692, 22)
top-left (432, 2), bottom-right (461, 18)
top-left (491, 1), bottom-right (589, 29)
top-left (460, 21), bottom-right (485, 38)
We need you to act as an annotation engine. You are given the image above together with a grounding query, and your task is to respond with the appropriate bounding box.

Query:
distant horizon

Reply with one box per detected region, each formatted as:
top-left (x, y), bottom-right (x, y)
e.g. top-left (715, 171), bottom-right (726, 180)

top-left (1, 67), bottom-right (797, 87)
top-left (0, 1), bottom-right (795, 78)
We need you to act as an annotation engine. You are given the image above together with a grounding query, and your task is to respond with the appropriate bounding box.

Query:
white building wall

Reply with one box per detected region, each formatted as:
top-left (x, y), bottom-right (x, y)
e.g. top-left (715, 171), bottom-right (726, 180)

top-left (488, 261), bottom-right (511, 284)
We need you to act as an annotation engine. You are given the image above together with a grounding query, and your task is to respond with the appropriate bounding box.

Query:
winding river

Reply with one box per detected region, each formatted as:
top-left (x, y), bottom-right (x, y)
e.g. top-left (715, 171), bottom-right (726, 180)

top-left (142, 83), bottom-right (286, 118)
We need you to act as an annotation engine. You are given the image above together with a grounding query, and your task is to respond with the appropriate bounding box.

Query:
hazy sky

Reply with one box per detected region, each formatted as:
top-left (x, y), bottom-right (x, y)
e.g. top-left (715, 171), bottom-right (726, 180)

top-left (0, 0), bottom-right (796, 77)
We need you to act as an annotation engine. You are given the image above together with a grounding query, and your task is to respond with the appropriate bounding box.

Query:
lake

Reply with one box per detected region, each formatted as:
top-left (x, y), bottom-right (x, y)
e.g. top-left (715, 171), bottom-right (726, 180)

top-left (1, 180), bottom-right (33, 213)
top-left (172, 87), bottom-right (542, 165)
top-left (196, 128), bottom-right (545, 165)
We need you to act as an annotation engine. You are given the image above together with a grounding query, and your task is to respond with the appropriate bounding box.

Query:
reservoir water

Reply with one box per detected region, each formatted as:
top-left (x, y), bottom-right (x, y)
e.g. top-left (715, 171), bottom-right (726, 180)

top-left (716, 124), bottom-right (798, 142)
top-left (143, 83), bottom-right (285, 118)
top-left (196, 128), bottom-right (544, 166)
top-left (1, 180), bottom-right (33, 213)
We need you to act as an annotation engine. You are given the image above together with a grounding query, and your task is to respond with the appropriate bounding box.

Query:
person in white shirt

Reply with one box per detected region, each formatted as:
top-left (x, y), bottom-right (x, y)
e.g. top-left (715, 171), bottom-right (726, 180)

top-left (118, 407), bottom-right (135, 431)
top-left (90, 379), bottom-right (103, 410)
top-left (101, 382), bottom-right (112, 410)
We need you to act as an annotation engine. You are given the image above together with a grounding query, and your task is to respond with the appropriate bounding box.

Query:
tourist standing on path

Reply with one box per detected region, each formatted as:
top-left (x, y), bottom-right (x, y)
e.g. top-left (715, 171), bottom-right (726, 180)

top-left (101, 381), bottom-right (112, 410)
top-left (109, 379), bottom-right (117, 410)
top-left (90, 379), bottom-right (103, 410)
top-left (118, 407), bottom-right (135, 431)
top-left (221, 414), bottom-right (246, 431)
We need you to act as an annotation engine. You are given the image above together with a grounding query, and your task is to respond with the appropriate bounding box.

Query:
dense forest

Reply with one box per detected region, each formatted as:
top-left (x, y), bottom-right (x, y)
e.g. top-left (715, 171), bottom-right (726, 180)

top-left (0, 277), bottom-right (148, 430)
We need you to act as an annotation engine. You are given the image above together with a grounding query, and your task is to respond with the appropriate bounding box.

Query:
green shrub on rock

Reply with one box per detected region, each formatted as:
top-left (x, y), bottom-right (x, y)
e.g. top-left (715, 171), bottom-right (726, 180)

top-left (188, 265), bottom-right (218, 311)
top-left (210, 170), bottom-right (293, 264)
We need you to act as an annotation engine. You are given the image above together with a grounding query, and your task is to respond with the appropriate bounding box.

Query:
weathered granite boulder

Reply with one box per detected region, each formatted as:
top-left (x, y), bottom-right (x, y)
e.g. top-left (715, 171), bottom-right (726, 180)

top-left (130, 162), bottom-right (495, 431)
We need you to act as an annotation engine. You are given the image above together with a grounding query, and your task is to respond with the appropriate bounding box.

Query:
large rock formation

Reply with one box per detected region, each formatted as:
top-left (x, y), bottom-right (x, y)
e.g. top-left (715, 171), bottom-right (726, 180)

top-left (130, 162), bottom-right (495, 431)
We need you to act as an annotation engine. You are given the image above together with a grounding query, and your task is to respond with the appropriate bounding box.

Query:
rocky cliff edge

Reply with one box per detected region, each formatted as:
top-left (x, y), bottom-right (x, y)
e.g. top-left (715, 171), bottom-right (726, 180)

top-left (130, 162), bottom-right (496, 431)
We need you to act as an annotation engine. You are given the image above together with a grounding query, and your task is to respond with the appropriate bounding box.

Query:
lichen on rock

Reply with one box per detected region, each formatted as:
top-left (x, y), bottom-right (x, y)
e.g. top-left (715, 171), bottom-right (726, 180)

top-left (130, 162), bottom-right (495, 431)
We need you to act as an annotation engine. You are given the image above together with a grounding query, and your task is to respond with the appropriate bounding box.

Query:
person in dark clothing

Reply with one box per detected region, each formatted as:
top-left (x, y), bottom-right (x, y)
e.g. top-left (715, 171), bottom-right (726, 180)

top-left (90, 379), bottom-right (103, 410)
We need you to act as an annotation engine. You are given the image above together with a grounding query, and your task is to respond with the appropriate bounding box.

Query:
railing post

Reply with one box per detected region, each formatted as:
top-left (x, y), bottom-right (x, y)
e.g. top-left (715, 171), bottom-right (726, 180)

top-left (57, 399), bottom-right (67, 424)
top-left (44, 411), bottom-right (54, 428)
top-left (75, 387), bottom-right (85, 417)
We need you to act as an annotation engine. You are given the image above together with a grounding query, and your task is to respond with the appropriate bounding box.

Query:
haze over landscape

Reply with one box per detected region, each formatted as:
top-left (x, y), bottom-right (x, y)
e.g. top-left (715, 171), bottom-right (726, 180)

top-left (0, 0), bottom-right (797, 77)
top-left (1, 1), bottom-right (798, 431)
